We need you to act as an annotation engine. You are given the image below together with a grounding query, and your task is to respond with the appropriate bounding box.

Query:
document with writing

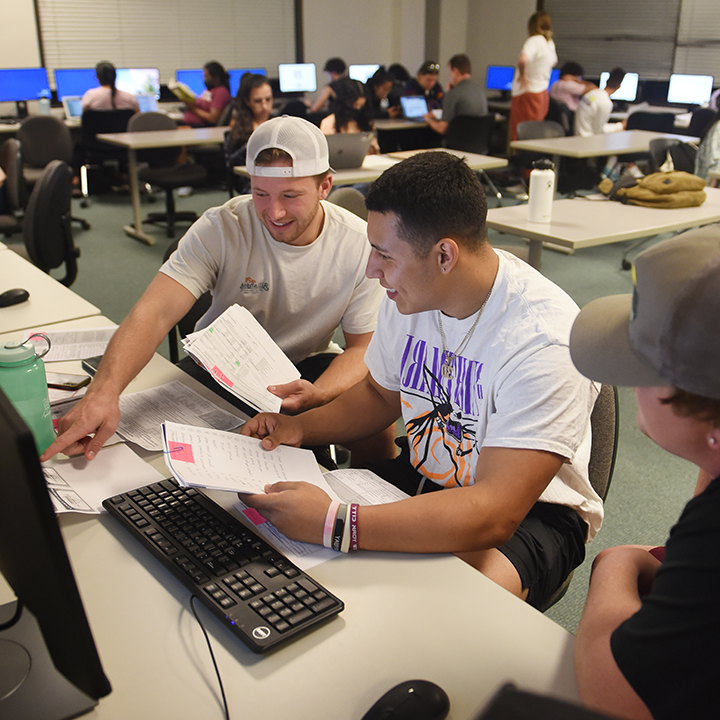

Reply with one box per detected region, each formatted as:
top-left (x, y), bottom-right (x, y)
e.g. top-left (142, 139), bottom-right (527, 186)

top-left (30, 326), bottom-right (117, 362)
top-left (181, 304), bottom-right (300, 414)
top-left (161, 421), bottom-right (337, 496)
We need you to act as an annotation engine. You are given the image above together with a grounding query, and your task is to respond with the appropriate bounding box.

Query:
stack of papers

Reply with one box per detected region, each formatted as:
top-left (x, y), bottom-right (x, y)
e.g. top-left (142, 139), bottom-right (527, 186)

top-left (182, 304), bottom-right (300, 413)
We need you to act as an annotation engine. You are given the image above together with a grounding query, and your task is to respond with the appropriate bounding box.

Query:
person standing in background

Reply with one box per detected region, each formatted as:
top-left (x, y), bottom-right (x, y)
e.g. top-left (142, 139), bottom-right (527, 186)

top-left (509, 11), bottom-right (557, 141)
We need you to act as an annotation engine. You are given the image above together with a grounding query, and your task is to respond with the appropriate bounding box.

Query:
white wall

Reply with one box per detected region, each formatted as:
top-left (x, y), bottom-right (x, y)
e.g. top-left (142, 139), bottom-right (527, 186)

top-left (1, 0), bottom-right (41, 68)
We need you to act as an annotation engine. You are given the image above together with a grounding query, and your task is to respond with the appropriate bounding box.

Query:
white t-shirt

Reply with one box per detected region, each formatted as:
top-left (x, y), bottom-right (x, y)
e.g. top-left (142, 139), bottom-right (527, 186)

top-left (364, 249), bottom-right (603, 539)
top-left (574, 88), bottom-right (623, 137)
top-left (512, 35), bottom-right (557, 96)
top-left (161, 196), bottom-right (384, 364)
top-left (81, 86), bottom-right (139, 112)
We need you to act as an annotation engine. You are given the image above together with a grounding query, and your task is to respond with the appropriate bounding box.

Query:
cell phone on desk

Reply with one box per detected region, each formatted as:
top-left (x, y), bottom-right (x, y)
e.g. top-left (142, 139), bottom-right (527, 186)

top-left (46, 372), bottom-right (92, 391)
top-left (81, 355), bottom-right (104, 376)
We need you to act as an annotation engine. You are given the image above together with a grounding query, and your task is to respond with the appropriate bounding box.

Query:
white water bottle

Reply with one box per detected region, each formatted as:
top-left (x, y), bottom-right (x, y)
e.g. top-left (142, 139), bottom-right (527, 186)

top-left (527, 159), bottom-right (555, 223)
top-left (38, 91), bottom-right (51, 116)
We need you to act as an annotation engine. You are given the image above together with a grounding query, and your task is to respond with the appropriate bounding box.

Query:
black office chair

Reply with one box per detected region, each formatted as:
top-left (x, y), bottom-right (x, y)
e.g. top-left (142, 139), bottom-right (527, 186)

top-left (22, 160), bottom-right (80, 287)
top-left (647, 137), bottom-right (697, 174)
top-left (79, 108), bottom-right (136, 207)
top-left (687, 107), bottom-right (718, 140)
top-left (545, 97), bottom-right (573, 135)
top-left (127, 112), bottom-right (208, 238)
top-left (16, 115), bottom-right (90, 230)
top-left (444, 114), bottom-right (502, 205)
top-left (0, 138), bottom-right (27, 237)
top-left (625, 111), bottom-right (676, 133)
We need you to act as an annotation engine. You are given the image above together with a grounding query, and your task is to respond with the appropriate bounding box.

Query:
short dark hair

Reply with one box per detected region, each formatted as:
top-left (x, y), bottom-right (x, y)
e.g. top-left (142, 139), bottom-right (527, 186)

top-left (560, 61), bottom-right (584, 78)
top-left (662, 389), bottom-right (720, 426)
top-left (324, 57), bottom-right (346, 75)
top-left (606, 67), bottom-right (626, 91)
top-left (365, 152), bottom-right (488, 257)
top-left (449, 54), bottom-right (471, 75)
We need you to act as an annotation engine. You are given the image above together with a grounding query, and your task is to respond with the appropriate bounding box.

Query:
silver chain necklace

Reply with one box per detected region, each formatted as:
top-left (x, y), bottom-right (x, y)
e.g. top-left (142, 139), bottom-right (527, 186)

top-left (436, 284), bottom-right (493, 380)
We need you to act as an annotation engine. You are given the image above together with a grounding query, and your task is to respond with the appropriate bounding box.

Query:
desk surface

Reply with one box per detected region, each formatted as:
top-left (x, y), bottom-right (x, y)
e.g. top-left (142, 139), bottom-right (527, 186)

top-left (97, 125), bottom-right (229, 149)
top-left (0, 251), bottom-right (100, 334)
top-left (0, 319), bottom-right (579, 719)
top-left (510, 129), bottom-right (699, 158)
top-left (487, 187), bottom-right (720, 250)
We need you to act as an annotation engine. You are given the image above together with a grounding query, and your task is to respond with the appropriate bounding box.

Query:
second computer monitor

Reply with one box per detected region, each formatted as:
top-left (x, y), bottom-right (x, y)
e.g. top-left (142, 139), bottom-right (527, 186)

top-left (278, 63), bottom-right (317, 93)
top-left (600, 71), bottom-right (639, 103)
top-left (485, 65), bottom-right (514, 92)
top-left (667, 73), bottom-right (714, 105)
top-left (229, 68), bottom-right (267, 96)
top-left (349, 64), bottom-right (380, 83)
top-left (115, 68), bottom-right (160, 99)
top-left (54, 68), bottom-right (98, 99)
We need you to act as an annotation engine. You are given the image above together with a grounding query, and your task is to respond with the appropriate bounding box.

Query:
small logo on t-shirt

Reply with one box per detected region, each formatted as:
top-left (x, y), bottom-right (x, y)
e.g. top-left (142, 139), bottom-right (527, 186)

top-left (239, 276), bottom-right (269, 294)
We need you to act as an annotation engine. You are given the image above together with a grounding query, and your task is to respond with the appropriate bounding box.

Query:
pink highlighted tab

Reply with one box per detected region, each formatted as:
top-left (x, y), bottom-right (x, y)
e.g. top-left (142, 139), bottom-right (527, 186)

top-left (243, 508), bottom-right (267, 525)
top-left (168, 442), bottom-right (195, 463)
top-left (211, 365), bottom-right (234, 388)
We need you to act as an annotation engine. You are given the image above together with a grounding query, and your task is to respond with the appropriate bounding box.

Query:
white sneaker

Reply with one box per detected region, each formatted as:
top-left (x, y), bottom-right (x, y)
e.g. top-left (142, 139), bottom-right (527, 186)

top-left (177, 186), bottom-right (193, 197)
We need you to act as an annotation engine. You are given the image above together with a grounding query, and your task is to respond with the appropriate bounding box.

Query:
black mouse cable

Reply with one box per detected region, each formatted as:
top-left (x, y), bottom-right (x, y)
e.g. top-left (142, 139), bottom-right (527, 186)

top-left (189, 594), bottom-right (231, 720)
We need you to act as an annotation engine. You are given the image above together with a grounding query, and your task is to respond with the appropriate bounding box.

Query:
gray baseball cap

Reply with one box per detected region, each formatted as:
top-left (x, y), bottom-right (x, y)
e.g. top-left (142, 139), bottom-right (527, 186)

top-left (569, 225), bottom-right (720, 397)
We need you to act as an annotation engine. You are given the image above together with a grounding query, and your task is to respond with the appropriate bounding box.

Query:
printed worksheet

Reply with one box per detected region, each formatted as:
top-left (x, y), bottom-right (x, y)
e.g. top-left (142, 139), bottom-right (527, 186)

top-left (30, 326), bottom-right (117, 361)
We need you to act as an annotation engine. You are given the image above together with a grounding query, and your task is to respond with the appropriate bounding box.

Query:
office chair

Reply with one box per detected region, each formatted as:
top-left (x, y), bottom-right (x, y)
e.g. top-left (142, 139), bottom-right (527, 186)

top-left (0, 138), bottom-right (27, 237)
top-left (647, 137), bottom-right (697, 174)
top-left (625, 111), bottom-right (676, 133)
top-left (127, 112), bottom-right (208, 238)
top-left (444, 114), bottom-right (502, 205)
top-left (514, 120), bottom-right (565, 178)
top-left (545, 97), bottom-right (573, 135)
top-left (79, 108), bottom-right (136, 207)
top-left (538, 384), bottom-right (619, 612)
top-left (687, 107), bottom-right (717, 140)
top-left (22, 160), bottom-right (80, 287)
top-left (327, 186), bottom-right (368, 220)
top-left (16, 115), bottom-right (90, 230)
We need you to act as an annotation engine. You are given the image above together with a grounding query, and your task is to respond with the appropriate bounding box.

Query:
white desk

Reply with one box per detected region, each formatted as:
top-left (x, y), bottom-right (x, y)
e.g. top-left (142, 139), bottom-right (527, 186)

top-left (0, 323), bottom-right (579, 719)
top-left (97, 126), bottom-right (229, 246)
top-left (487, 186), bottom-right (720, 268)
top-left (0, 250), bottom-right (100, 334)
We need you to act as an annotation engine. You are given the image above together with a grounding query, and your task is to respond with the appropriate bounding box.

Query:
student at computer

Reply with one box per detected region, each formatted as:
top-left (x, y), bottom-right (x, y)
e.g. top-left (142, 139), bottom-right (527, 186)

top-left (181, 61), bottom-right (231, 127)
top-left (402, 61), bottom-right (444, 111)
top-left (239, 151), bottom-right (602, 609)
top-left (549, 62), bottom-right (595, 113)
top-left (570, 227), bottom-right (720, 720)
top-left (41, 116), bottom-right (392, 466)
top-left (308, 57), bottom-right (347, 114)
top-left (81, 61), bottom-right (139, 113)
top-left (574, 67), bottom-right (627, 137)
top-left (320, 78), bottom-right (379, 154)
top-left (364, 67), bottom-right (402, 120)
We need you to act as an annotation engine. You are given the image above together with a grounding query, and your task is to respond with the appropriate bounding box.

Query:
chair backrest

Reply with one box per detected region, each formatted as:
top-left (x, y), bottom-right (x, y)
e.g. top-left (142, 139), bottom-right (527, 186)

top-left (545, 97), bottom-right (573, 135)
top-left (687, 107), bottom-right (718, 140)
top-left (587, 384), bottom-right (619, 502)
top-left (445, 114), bottom-right (495, 155)
top-left (81, 109), bottom-right (136, 141)
top-left (625, 111), bottom-right (676, 133)
top-left (0, 138), bottom-right (28, 212)
top-left (217, 103), bottom-right (233, 127)
top-left (516, 120), bottom-right (565, 141)
top-left (127, 112), bottom-right (181, 167)
top-left (327, 187), bottom-right (368, 220)
top-left (22, 160), bottom-right (79, 287)
top-left (648, 137), bottom-right (697, 174)
top-left (16, 115), bottom-right (73, 167)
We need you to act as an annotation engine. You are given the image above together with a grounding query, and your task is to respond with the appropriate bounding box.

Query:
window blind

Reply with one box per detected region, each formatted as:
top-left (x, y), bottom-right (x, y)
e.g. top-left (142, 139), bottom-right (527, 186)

top-left (675, 0), bottom-right (720, 77)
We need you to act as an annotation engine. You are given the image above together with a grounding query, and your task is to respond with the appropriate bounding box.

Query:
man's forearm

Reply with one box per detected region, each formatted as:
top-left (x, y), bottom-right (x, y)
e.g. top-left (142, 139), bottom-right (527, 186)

top-left (312, 346), bottom-right (370, 402)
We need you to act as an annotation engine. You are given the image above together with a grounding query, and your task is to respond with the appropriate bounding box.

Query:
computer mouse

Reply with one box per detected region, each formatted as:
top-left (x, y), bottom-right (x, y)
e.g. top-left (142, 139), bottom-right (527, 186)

top-left (361, 679), bottom-right (450, 720)
top-left (0, 288), bottom-right (30, 308)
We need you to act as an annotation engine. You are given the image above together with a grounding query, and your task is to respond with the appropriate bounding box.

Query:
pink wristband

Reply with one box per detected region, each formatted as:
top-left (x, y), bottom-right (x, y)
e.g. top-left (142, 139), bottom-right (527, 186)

top-left (323, 501), bottom-right (340, 548)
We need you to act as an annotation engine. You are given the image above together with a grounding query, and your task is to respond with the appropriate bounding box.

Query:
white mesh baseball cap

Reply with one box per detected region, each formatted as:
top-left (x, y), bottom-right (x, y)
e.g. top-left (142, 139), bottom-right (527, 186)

top-left (246, 115), bottom-right (330, 177)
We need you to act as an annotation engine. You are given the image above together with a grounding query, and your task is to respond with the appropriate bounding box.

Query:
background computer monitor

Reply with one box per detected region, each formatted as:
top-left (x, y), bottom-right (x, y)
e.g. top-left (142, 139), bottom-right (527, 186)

top-left (0, 68), bottom-right (51, 102)
top-left (175, 69), bottom-right (205, 97)
top-left (600, 71), bottom-right (639, 102)
top-left (0, 389), bottom-right (111, 716)
top-left (485, 65), bottom-right (514, 92)
top-left (349, 64), bottom-right (380, 83)
top-left (54, 68), bottom-right (98, 99)
top-left (278, 63), bottom-right (317, 93)
top-left (229, 67), bottom-right (267, 96)
top-left (667, 73), bottom-right (714, 105)
top-left (548, 68), bottom-right (560, 87)
top-left (115, 68), bottom-right (160, 99)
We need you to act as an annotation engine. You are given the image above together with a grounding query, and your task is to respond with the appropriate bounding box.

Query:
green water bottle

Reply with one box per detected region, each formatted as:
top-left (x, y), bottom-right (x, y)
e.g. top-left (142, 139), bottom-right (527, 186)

top-left (0, 333), bottom-right (56, 454)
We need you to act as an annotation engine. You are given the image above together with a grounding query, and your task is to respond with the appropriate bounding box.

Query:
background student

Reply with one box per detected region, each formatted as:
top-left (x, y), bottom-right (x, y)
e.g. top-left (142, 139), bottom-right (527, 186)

top-left (81, 61), bottom-right (139, 112)
top-left (181, 60), bottom-right (232, 127)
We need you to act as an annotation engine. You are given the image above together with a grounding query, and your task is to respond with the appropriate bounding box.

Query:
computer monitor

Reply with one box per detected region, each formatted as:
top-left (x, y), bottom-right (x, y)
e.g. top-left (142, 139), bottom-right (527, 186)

top-left (175, 69), bottom-right (205, 97)
top-left (229, 68), bottom-right (267, 96)
top-left (548, 68), bottom-right (560, 87)
top-left (600, 71), bottom-right (639, 102)
top-left (667, 73), bottom-right (714, 105)
top-left (485, 65), bottom-right (515, 92)
top-left (0, 68), bottom-right (51, 103)
top-left (115, 68), bottom-right (160, 99)
top-left (278, 63), bottom-right (317, 93)
top-left (54, 68), bottom-right (98, 99)
top-left (349, 64), bottom-right (380, 83)
top-left (0, 389), bottom-right (112, 718)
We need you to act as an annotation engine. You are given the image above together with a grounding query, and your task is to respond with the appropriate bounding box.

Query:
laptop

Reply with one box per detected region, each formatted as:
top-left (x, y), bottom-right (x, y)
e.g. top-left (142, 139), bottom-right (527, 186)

top-left (135, 93), bottom-right (158, 113)
top-left (327, 133), bottom-right (373, 170)
top-left (62, 95), bottom-right (83, 124)
top-left (400, 95), bottom-right (429, 121)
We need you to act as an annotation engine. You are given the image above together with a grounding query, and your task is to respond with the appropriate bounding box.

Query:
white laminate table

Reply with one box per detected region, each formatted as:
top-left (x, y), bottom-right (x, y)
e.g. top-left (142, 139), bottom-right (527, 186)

top-left (0, 250), bottom-right (100, 334)
top-left (487, 186), bottom-right (720, 269)
top-left (0, 319), bottom-right (580, 719)
top-left (97, 126), bottom-right (229, 246)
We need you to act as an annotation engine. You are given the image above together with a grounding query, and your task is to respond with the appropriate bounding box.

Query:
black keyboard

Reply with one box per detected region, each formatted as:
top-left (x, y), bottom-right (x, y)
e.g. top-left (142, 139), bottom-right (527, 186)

top-left (103, 479), bottom-right (343, 653)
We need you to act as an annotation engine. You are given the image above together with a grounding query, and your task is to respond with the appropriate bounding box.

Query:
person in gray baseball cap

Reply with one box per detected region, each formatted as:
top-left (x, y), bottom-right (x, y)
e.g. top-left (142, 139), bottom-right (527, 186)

top-left (570, 225), bottom-right (720, 720)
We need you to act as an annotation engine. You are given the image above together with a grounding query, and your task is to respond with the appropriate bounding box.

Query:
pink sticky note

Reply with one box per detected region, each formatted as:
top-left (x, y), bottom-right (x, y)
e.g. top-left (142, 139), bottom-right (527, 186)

top-left (168, 442), bottom-right (195, 463)
top-left (211, 366), bottom-right (234, 388)
top-left (243, 508), bottom-right (267, 525)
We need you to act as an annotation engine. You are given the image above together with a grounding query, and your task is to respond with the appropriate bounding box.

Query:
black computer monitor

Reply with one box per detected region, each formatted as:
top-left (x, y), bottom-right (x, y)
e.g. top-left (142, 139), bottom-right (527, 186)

top-left (0, 389), bottom-right (111, 718)
top-left (54, 68), bottom-right (98, 99)
top-left (600, 71), bottom-right (640, 102)
top-left (349, 64), bottom-right (380, 83)
top-left (116, 68), bottom-right (160, 99)
top-left (485, 65), bottom-right (515, 92)
top-left (667, 73), bottom-right (714, 106)
top-left (278, 63), bottom-right (317, 93)
top-left (0, 68), bottom-right (51, 117)
top-left (229, 68), bottom-right (267, 96)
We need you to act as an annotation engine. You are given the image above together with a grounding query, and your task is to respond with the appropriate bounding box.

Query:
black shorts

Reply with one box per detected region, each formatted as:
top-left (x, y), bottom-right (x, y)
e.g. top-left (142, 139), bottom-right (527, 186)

top-left (365, 438), bottom-right (588, 609)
